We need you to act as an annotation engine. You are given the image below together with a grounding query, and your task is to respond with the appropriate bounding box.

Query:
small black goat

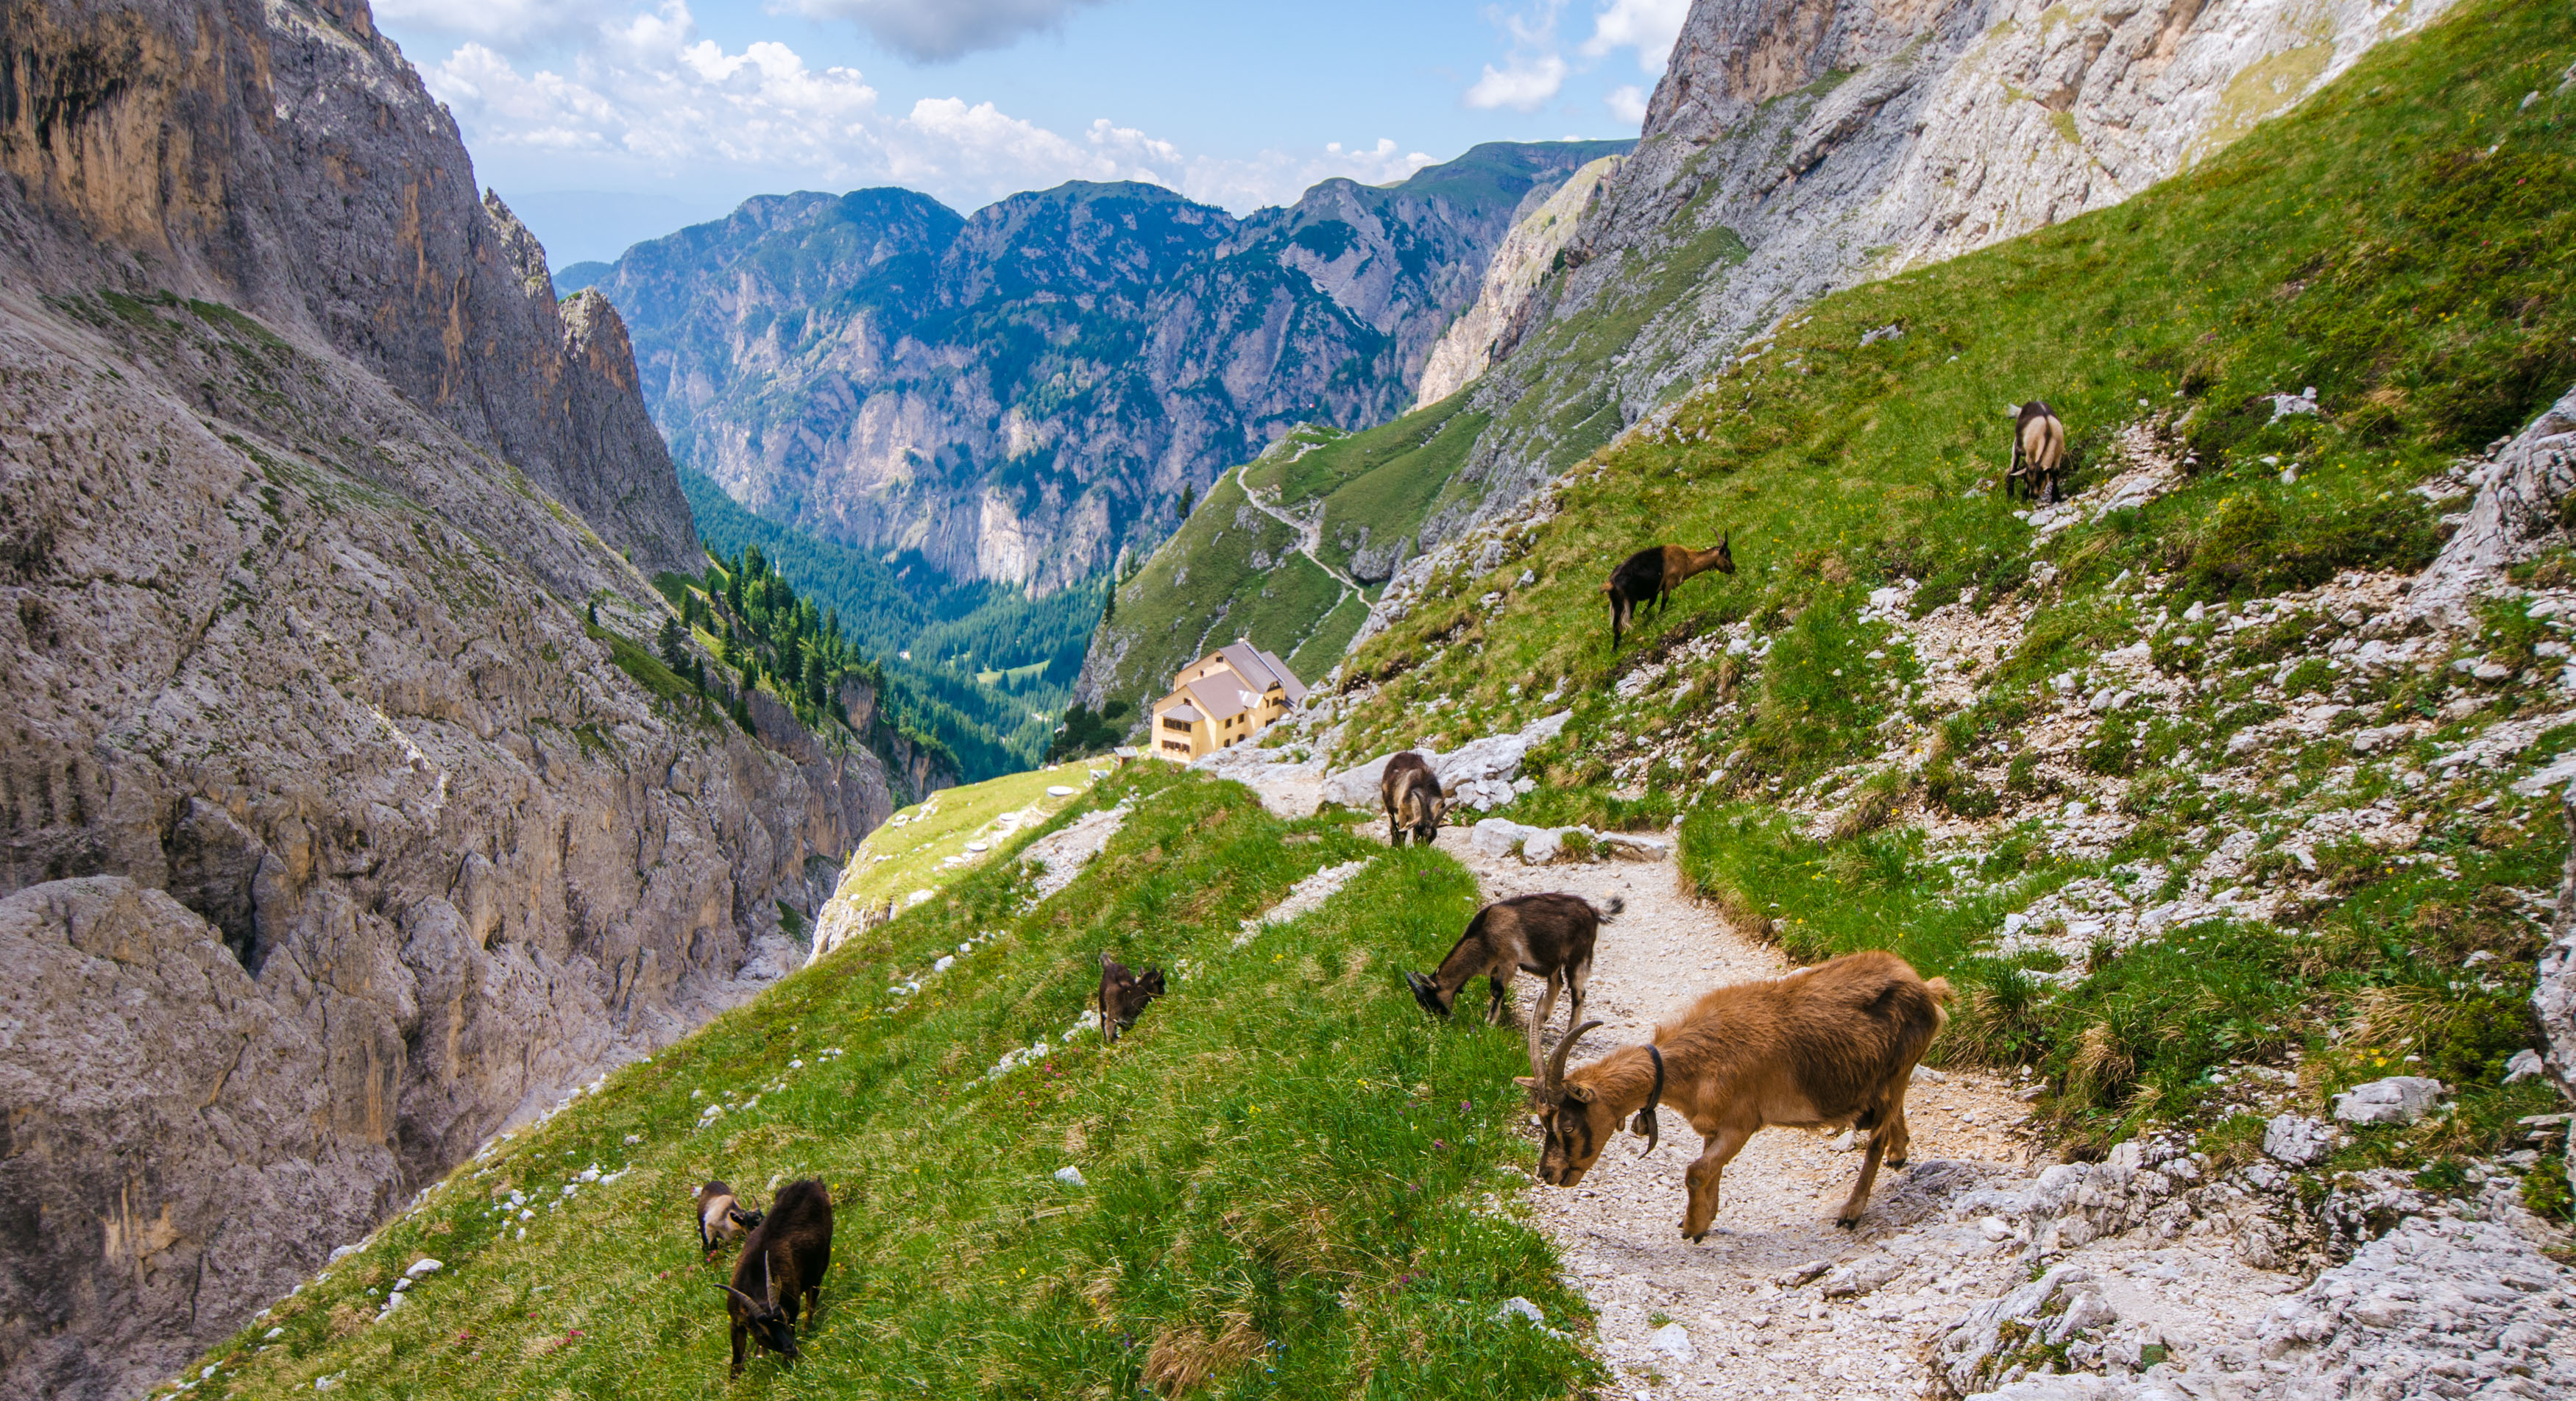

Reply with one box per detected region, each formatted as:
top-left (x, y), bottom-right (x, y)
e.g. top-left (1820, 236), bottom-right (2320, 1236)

top-left (2006, 401), bottom-right (2067, 504)
top-left (721, 1178), bottom-right (832, 1378)
top-left (1098, 954), bottom-right (1167, 1045)
top-left (1406, 893), bottom-right (1620, 1071)
top-left (694, 1180), bottom-right (764, 1260)
top-left (1602, 541), bottom-right (1734, 650)
top-left (1381, 751), bottom-right (1447, 847)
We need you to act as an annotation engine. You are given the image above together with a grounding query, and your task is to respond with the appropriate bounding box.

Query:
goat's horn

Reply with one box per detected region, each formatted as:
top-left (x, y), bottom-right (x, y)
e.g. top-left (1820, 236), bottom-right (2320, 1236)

top-left (718, 1285), bottom-right (761, 1310)
top-left (1548, 1020), bottom-right (1602, 1096)
top-left (764, 1253), bottom-right (778, 1305)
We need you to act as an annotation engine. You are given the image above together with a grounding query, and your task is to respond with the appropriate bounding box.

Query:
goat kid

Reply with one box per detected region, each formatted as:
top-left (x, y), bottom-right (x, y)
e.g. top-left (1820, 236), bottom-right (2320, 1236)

top-left (1517, 951), bottom-right (1950, 1236)
top-left (694, 1180), bottom-right (765, 1260)
top-left (1602, 539), bottom-right (1734, 650)
top-left (2007, 401), bottom-right (2067, 505)
top-left (1097, 954), bottom-right (1167, 1045)
top-left (1380, 751), bottom-right (1448, 847)
top-left (1408, 893), bottom-right (1619, 1074)
top-left (722, 1178), bottom-right (832, 1378)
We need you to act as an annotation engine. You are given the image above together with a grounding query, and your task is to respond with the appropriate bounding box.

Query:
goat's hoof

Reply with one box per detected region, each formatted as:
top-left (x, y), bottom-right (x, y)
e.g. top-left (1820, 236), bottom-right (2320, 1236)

top-left (1835, 1216), bottom-right (1861, 1230)
top-left (1888, 1155), bottom-right (1909, 1168)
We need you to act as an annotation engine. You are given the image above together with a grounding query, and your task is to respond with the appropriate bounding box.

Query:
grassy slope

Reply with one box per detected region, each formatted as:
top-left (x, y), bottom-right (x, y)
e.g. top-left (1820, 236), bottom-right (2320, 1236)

top-left (175, 767), bottom-right (1593, 1400)
top-left (831, 762), bottom-right (1102, 918)
top-left (1091, 397), bottom-right (1500, 726)
top-left (1327, 0), bottom-right (2574, 1160)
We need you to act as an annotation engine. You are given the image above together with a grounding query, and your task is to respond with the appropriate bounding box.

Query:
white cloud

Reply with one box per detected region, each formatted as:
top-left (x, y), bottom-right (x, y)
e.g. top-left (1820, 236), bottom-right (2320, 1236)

top-left (1465, 52), bottom-right (1569, 112)
top-left (417, 3), bottom-right (1433, 216)
top-left (1465, 1), bottom-right (1569, 112)
top-left (1604, 83), bottom-right (1649, 125)
top-left (1579, 0), bottom-right (1689, 74)
top-left (779, 0), bottom-right (1110, 63)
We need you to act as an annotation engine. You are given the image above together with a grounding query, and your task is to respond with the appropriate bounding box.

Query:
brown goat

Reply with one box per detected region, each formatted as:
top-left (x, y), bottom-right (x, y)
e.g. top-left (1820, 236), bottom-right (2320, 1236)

top-left (1380, 751), bottom-right (1447, 847)
top-left (1408, 893), bottom-right (1620, 1071)
top-left (694, 1180), bottom-right (764, 1260)
top-left (1517, 951), bottom-right (1950, 1235)
top-left (722, 1177), bottom-right (832, 1378)
top-left (2007, 401), bottom-right (2067, 504)
top-left (1602, 539), bottom-right (1734, 650)
top-left (1097, 954), bottom-right (1167, 1045)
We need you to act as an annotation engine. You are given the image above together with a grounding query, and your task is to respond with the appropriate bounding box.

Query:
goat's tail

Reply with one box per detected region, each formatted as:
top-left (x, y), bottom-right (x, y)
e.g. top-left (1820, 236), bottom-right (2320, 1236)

top-left (1594, 896), bottom-right (1625, 921)
top-left (1922, 975), bottom-right (1954, 1006)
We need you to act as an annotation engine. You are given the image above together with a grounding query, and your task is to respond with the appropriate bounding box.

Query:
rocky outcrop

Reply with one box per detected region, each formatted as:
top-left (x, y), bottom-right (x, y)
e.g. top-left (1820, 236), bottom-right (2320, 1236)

top-left (2411, 382), bottom-right (2576, 619)
top-left (1412, 155), bottom-right (1624, 410)
top-left (593, 143), bottom-right (1628, 596)
top-left (0, 2), bottom-right (894, 1397)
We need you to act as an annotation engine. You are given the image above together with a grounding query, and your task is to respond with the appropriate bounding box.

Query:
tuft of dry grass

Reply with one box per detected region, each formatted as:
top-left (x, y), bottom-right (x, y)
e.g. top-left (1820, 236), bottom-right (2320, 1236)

top-left (1144, 1312), bottom-right (1266, 1396)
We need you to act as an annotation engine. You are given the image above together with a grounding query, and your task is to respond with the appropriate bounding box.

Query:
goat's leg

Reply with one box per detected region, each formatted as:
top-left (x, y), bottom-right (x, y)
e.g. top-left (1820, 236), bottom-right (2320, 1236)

top-left (1564, 954), bottom-right (1590, 1032)
top-left (1682, 1125), bottom-right (1752, 1241)
top-left (731, 1323), bottom-right (748, 1379)
top-left (1838, 1127), bottom-right (1892, 1228)
top-left (1529, 970), bottom-right (1563, 1040)
top-left (1485, 973), bottom-right (1511, 1025)
top-left (1884, 1095), bottom-right (1914, 1168)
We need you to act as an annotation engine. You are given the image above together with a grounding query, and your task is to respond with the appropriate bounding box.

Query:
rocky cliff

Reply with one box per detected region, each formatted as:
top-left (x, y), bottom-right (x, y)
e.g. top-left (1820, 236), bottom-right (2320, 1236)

top-left (0, 2), bottom-right (894, 1396)
top-left (588, 142), bottom-right (1629, 597)
top-left (1411, 154), bottom-right (1625, 410)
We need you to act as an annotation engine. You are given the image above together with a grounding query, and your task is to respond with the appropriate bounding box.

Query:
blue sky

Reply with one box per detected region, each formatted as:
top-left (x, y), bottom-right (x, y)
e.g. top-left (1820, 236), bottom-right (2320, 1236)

top-left (371, 1), bottom-right (1686, 264)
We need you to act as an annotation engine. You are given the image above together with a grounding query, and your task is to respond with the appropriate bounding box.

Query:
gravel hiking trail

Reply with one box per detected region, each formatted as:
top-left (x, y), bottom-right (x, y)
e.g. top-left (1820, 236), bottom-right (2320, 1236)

top-left (1422, 823), bottom-right (2045, 1400)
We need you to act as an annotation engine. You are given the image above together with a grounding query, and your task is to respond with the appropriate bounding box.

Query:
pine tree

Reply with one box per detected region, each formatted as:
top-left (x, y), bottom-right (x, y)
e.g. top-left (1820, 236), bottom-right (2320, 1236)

top-left (657, 615), bottom-right (687, 671)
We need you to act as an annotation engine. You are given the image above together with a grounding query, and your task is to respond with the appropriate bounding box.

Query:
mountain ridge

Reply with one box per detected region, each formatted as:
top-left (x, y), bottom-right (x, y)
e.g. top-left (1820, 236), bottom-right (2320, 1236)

top-left (583, 140), bottom-right (1630, 599)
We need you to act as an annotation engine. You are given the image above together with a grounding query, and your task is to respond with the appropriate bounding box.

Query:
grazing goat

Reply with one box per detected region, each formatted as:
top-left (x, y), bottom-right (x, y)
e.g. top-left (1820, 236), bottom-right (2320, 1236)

top-left (1602, 539), bottom-right (1734, 650)
top-left (1408, 893), bottom-right (1620, 1072)
top-left (2007, 401), bottom-right (2067, 505)
top-left (1097, 954), bottom-right (1167, 1045)
top-left (1380, 751), bottom-right (1448, 847)
top-left (721, 1178), bottom-right (832, 1378)
top-left (694, 1180), bottom-right (764, 1260)
top-left (1516, 950), bottom-right (1950, 1236)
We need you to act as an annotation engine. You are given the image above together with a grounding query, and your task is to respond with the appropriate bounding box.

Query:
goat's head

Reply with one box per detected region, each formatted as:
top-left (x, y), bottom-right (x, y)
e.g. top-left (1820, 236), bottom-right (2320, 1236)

top-left (1513, 1021), bottom-right (1619, 1188)
top-left (1404, 971), bottom-right (1455, 1018)
top-left (723, 1255), bottom-right (799, 1363)
top-left (1712, 534), bottom-right (1735, 575)
top-left (728, 1205), bottom-right (764, 1233)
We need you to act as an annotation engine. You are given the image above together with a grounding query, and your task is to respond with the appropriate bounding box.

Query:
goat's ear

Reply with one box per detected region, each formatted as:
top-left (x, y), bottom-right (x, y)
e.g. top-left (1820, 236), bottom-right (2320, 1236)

top-left (1565, 1085), bottom-right (1597, 1104)
top-left (1512, 1076), bottom-right (1540, 1092)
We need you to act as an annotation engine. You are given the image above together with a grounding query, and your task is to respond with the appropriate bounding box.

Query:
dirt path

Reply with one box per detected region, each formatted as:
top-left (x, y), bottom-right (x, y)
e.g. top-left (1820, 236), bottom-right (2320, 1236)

top-left (1426, 825), bottom-right (2046, 1400)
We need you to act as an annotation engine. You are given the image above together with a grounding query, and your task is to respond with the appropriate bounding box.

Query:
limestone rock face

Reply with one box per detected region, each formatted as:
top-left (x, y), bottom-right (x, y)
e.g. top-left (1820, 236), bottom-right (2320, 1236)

top-left (1412, 155), bottom-right (1625, 410)
top-left (0, 2), bottom-right (899, 1396)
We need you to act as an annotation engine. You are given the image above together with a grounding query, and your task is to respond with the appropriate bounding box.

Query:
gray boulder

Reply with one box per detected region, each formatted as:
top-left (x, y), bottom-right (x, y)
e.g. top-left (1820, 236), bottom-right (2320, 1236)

top-left (2261, 1114), bottom-right (2334, 1166)
top-left (2331, 1077), bottom-right (2445, 1126)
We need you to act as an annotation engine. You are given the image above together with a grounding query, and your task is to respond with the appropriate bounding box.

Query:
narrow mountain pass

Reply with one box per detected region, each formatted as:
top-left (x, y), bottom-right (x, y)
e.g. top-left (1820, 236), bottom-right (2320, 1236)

top-left (1429, 827), bottom-right (2044, 1400)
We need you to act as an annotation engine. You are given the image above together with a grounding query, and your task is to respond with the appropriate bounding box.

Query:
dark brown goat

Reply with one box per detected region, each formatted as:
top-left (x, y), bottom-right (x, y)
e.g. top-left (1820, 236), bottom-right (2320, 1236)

top-left (1517, 951), bottom-right (1950, 1235)
top-left (1407, 893), bottom-right (1619, 1071)
top-left (1380, 751), bottom-right (1447, 847)
top-left (721, 1178), bottom-right (832, 1378)
top-left (694, 1180), bottom-right (763, 1260)
top-left (1098, 954), bottom-right (1166, 1045)
top-left (1602, 540), bottom-right (1734, 650)
top-left (2006, 401), bottom-right (2067, 504)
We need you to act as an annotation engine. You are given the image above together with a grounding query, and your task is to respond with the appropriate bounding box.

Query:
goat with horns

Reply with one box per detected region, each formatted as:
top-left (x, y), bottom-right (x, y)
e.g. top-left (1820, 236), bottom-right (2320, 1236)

top-left (1517, 951), bottom-right (1950, 1235)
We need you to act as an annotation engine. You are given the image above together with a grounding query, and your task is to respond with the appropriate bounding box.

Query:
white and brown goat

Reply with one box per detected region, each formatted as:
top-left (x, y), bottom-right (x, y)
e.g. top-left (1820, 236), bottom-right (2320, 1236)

top-left (1517, 950), bottom-right (1950, 1235)
top-left (1602, 539), bottom-right (1734, 650)
top-left (1381, 751), bottom-right (1448, 847)
top-left (2006, 401), bottom-right (2067, 504)
top-left (694, 1180), bottom-right (764, 1260)
top-left (1408, 893), bottom-right (1618, 1069)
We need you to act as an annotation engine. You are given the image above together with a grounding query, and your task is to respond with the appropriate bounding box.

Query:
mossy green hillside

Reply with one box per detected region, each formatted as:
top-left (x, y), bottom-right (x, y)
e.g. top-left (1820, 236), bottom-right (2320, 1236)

top-left (169, 767), bottom-right (1596, 1400)
top-left (829, 761), bottom-right (1102, 920)
top-left (1328, 0), bottom-right (2572, 1158)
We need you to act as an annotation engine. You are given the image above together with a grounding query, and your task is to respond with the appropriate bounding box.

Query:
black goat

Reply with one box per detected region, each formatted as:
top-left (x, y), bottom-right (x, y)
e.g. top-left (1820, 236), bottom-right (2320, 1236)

top-left (1381, 751), bottom-right (1447, 847)
top-left (1602, 540), bottom-right (1734, 650)
top-left (1406, 893), bottom-right (1619, 1073)
top-left (694, 1180), bottom-right (763, 1260)
top-left (1099, 954), bottom-right (1167, 1045)
top-left (721, 1178), bottom-right (832, 1378)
